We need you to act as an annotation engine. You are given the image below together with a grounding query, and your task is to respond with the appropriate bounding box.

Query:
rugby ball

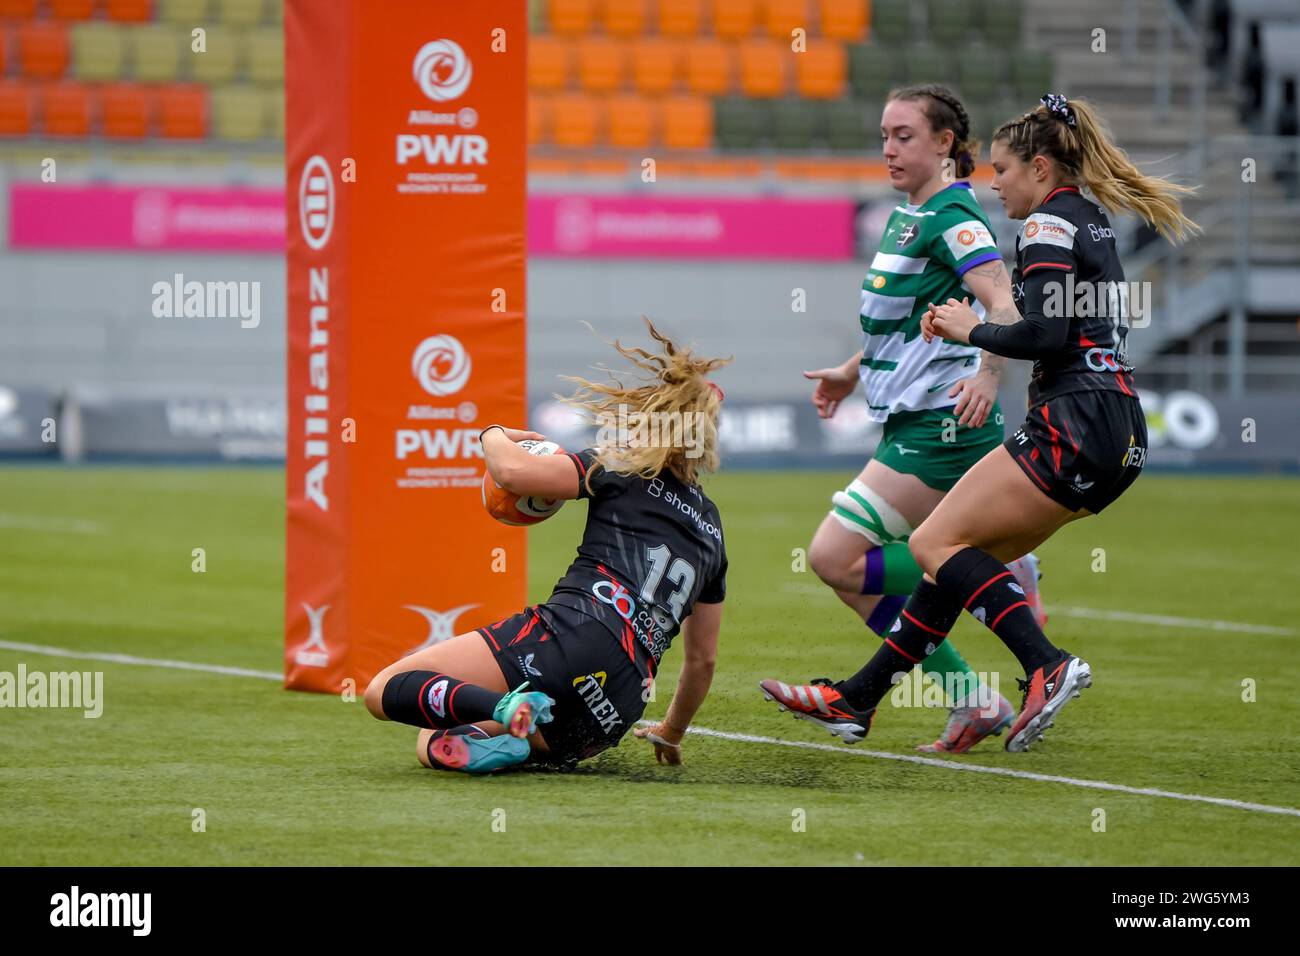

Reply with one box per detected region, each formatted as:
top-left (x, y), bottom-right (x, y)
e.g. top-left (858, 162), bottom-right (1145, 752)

top-left (482, 439), bottom-right (567, 526)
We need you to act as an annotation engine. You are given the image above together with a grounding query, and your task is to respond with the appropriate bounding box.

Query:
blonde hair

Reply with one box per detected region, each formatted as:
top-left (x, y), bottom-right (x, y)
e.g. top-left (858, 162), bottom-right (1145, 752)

top-left (993, 96), bottom-right (1201, 243)
top-left (887, 84), bottom-right (981, 179)
top-left (559, 317), bottom-right (731, 490)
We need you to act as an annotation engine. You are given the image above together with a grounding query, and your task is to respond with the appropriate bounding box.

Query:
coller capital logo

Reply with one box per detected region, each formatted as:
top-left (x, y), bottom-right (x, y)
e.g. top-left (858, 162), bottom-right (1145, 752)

top-left (413, 39), bottom-right (472, 102)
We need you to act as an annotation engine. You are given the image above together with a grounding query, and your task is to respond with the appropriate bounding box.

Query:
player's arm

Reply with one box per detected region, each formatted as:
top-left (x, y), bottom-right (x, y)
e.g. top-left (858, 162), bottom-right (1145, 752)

top-left (480, 425), bottom-right (585, 500)
top-left (966, 268), bottom-right (1071, 358)
top-left (634, 600), bottom-right (722, 765)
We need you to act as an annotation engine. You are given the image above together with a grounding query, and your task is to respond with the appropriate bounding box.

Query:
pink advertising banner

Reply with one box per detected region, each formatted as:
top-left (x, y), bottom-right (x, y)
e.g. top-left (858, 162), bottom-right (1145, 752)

top-left (8, 184), bottom-right (856, 259)
top-left (8, 184), bottom-right (287, 252)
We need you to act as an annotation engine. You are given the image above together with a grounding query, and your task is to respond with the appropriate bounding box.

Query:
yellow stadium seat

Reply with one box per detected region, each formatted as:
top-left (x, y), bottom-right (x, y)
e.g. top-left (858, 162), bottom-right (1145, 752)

top-left (606, 93), bottom-right (655, 148)
top-left (215, 0), bottom-right (263, 27)
top-left (212, 83), bottom-right (266, 140)
top-left (528, 35), bottom-right (570, 91)
top-left (576, 37), bottom-right (627, 93)
top-left (712, 0), bottom-right (759, 40)
top-left (129, 24), bottom-right (183, 83)
top-left (247, 26), bottom-right (283, 86)
top-left (738, 37), bottom-right (787, 98)
top-left (631, 37), bottom-right (679, 96)
top-left (548, 0), bottom-right (595, 37)
top-left (160, 0), bottom-right (212, 26)
top-left (660, 93), bottom-right (712, 149)
top-left (795, 40), bottom-right (846, 98)
top-left (263, 85), bottom-right (283, 138)
top-left (683, 38), bottom-right (733, 96)
top-left (657, 0), bottom-right (703, 37)
top-left (70, 22), bottom-right (127, 83)
top-left (188, 27), bottom-right (240, 84)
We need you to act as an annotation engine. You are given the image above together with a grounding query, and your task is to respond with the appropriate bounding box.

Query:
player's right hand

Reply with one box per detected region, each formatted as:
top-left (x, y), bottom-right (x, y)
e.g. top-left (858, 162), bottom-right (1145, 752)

top-left (803, 366), bottom-right (858, 419)
top-left (634, 723), bottom-right (684, 765)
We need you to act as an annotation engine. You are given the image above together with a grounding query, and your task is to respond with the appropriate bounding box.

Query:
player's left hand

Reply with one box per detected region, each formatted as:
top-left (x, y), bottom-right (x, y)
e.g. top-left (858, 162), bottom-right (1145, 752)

top-left (634, 722), bottom-right (684, 765)
top-left (929, 297), bottom-right (981, 344)
top-left (949, 372), bottom-right (996, 428)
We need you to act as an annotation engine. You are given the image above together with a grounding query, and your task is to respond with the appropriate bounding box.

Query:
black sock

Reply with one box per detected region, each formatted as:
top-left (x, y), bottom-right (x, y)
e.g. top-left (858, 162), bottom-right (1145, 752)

top-left (838, 578), bottom-right (963, 711)
top-left (381, 671), bottom-right (503, 730)
top-left (935, 546), bottom-right (1060, 674)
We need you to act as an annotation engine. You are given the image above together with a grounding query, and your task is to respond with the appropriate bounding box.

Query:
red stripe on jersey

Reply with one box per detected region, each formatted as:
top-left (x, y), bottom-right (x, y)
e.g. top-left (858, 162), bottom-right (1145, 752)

top-left (1017, 454), bottom-right (1053, 492)
top-left (478, 627), bottom-right (501, 652)
top-left (1116, 372), bottom-right (1134, 396)
top-left (1030, 448), bottom-right (1040, 461)
top-left (1043, 185), bottom-right (1080, 202)
top-left (1041, 406), bottom-right (1063, 474)
top-left (964, 571), bottom-right (1012, 609)
top-left (1022, 261), bottom-right (1072, 275)
top-left (1079, 335), bottom-right (1096, 347)
top-left (1061, 416), bottom-right (1080, 454)
top-left (569, 452), bottom-right (587, 478)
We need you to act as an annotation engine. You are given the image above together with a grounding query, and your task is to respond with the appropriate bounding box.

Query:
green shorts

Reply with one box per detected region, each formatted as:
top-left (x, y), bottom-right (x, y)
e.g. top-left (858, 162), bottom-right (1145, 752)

top-left (872, 404), bottom-right (1006, 492)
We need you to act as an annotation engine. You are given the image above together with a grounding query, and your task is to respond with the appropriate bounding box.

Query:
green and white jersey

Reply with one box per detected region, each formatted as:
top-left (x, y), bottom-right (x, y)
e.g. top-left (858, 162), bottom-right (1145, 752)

top-left (858, 182), bottom-right (1002, 422)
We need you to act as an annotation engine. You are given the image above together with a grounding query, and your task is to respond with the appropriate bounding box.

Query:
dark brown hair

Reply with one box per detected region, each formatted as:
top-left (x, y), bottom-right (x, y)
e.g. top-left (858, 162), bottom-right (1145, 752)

top-left (887, 84), bottom-right (980, 179)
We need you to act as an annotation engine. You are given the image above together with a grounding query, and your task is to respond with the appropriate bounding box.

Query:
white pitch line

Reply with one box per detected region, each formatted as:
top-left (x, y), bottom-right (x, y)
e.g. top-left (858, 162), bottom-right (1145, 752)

top-left (0, 639), bottom-right (281, 681)
top-left (0, 513), bottom-right (104, 535)
top-left (660, 724), bottom-right (1300, 819)
top-left (1051, 606), bottom-right (1295, 636)
top-left (778, 582), bottom-right (1295, 636)
top-left (2, 638), bottom-right (1296, 820)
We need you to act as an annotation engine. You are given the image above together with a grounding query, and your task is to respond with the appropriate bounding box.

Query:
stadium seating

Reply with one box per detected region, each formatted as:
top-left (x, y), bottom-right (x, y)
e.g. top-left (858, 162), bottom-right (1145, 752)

top-left (0, 0), bottom-right (1055, 157)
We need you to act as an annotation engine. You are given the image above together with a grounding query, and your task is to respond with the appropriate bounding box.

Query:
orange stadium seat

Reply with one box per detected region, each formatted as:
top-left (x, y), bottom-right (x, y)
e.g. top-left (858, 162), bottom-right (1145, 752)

top-left (764, 0), bottom-right (809, 42)
top-left (712, 0), bottom-right (759, 40)
top-left (49, 0), bottom-right (98, 20)
top-left (0, 81), bottom-right (35, 136)
top-left (19, 23), bottom-right (70, 81)
top-left (548, 0), bottom-right (596, 37)
top-left (100, 82), bottom-right (151, 137)
top-left (661, 93), bottom-right (712, 148)
top-left (819, 0), bottom-right (868, 41)
top-left (606, 93), bottom-right (655, 148)
top-left (603, 0), bottom-right (648, 38)
top-left (105, 0), bottom-right (155, 21)
top-left (528, 35), bottom-right (570, 91)
top-left (528, 90), bottom-right (550, 145)
top-left (550, 91), bottom-right (599, 147)
top-left (738, 37), bottom-right (787, 98)
top-left (576, 37), bottom-right (627, 93)
top-left (41, 81), bottom-right (92, 136)
top-left (795, 40), bottom-right (846, 98)
top-left (631, 37), bottom-right (679, 95)
top-left (0, 0), bottom-right (38, 17)
top-left (656, 0), bottom-right (703, 37)
top-left (683, 38), bottom-right (733, 96)
top-left (157, 83), bottom-right (207, 138)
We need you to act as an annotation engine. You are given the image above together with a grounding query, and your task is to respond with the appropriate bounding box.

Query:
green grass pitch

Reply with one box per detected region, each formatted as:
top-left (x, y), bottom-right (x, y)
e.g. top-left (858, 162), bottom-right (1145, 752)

top-left (0, 466), bottom-right (1297, 865)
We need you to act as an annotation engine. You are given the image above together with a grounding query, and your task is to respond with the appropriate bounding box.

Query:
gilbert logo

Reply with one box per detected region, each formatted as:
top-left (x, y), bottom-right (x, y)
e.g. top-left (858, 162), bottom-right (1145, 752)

top-left (299, 155), bottom-right (334, 251)
top-left (295, 602), bottom-right (329, 668)
top-left (412, 334), bottom-right (472, 396)
top-left (403, 603), bottom-right (479, 653)
top-left (414, 39), bottom-right (472, 102)
top-left (50, 886), bottom-right (151, 936)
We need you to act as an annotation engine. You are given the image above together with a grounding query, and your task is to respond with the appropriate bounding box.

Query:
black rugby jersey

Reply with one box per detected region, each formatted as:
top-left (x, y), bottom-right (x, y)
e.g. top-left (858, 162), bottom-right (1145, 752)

top-left (970, 185), bottom-right (1138, 404)
top-left (545, 448), bottom-right (728, 667)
